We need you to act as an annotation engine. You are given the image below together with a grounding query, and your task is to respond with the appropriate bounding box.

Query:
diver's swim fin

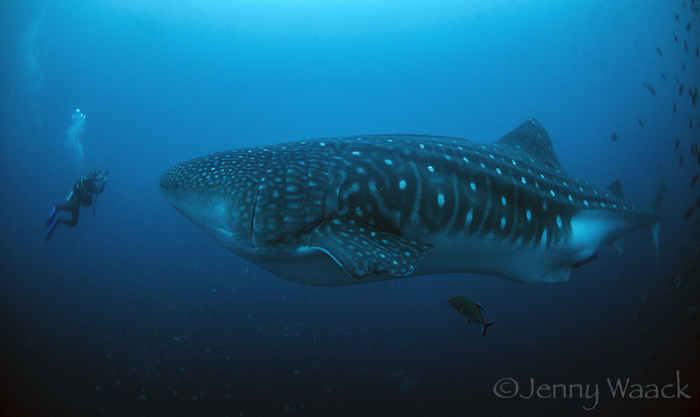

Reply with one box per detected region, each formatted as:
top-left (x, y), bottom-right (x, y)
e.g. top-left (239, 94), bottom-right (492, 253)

top-left (45, 218), bottom-right (57, 242)
top-left (46, 206), bottom-right (57, 228)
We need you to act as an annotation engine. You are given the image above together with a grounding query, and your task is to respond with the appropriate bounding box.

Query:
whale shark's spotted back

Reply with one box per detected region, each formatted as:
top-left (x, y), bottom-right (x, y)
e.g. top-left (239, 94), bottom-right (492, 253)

top-left (160, 119), bottom-right (663, 286)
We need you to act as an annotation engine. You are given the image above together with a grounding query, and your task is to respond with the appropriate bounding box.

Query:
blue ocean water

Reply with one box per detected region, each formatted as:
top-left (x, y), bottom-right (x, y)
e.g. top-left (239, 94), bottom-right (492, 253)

top-left (1, 1), bottom-right (698, 416)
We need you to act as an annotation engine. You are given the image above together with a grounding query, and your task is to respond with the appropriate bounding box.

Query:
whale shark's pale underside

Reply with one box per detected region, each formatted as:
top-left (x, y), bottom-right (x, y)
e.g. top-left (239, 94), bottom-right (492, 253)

top-left (159, 119), bottom-right (663, 286)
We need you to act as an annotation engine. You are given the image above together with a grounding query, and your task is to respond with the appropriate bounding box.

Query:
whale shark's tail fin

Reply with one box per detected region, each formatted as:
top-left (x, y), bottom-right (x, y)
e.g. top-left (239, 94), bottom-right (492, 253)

top-left (605, 181), bottom-right (626, 253)
top-left (649, 183), bottom-right (666, 264)
top-left (650, 183), bottom-right (665, 215)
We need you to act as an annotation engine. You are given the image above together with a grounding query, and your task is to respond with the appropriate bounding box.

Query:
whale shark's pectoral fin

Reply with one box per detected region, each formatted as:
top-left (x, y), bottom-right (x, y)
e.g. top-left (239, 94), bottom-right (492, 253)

top-left (308, 219), bottom-right (433, 279)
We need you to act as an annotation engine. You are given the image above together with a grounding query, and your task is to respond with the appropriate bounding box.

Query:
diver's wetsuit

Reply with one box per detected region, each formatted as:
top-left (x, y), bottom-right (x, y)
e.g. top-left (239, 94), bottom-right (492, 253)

top-left (55, 175), bottom-right (106, 227)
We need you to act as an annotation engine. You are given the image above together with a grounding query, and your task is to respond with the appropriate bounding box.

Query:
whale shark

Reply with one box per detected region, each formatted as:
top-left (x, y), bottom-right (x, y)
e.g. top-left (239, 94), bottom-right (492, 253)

top-left (159, 118), bottom-right (663, 286)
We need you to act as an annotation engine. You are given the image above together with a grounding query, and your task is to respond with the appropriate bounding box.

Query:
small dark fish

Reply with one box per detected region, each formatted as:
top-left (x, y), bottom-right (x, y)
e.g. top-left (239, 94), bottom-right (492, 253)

top-left (676, 136), bottom-right (681, 149)
top-left (685, 205), bottom-right (694, 220)
top-left (643, 83), bottom-right (656, 95)
top-left (655, 46), bottom-right (663, 56)
top-left (685, 40), bottom-right (689, 52)
top-left (691, 174), bottom-right (698, 186)
top-left (692, 86), bottom-right (698, 106)
top-left (680, 151), bottom-right (683, 167)
top-left (696, 197), bottom-right (700, 208)
top-left (674, 31), bottom-right (678, 43)
top-left (673, 101), bottom-right (677, 113)
top-left (683, 62), bottom-right (686, 70)
top-left (638, 118), bottom-right (644, 128)
top-left (680, 84), bottom-right (685, 95)
top-left (675, 13), bottom-right (679, 21)
top-left (662, 73), bottom-right (667, 80)
top-left (687, 21), bottom-right (693, 32)
top-left (692, 117), bottom-right (694, 130)
top-left (611, 132), bottom-right (617, 142)
top-left (696, 47), bottom-right (699, 58)
top-left (448, 295), bottom-right (494, 336)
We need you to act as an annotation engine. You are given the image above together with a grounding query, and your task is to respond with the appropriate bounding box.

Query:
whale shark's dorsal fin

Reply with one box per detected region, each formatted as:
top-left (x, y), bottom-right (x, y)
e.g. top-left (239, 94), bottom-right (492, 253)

top-left (494, 118), bottom-right (564, 171)
top-left (606, 180), bottom-right (624, 200)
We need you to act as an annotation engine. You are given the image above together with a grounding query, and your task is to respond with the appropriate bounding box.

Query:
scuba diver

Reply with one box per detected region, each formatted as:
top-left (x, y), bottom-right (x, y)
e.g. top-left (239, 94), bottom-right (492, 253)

top-left (45, 170), bottom-right (108, 242)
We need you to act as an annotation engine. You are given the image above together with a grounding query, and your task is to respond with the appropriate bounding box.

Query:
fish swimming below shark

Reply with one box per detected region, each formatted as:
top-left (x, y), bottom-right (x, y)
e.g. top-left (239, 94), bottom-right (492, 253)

top-left (448, 295), bottom-right (495, 336)
top-left (159, 118), bottom-right (664, 287)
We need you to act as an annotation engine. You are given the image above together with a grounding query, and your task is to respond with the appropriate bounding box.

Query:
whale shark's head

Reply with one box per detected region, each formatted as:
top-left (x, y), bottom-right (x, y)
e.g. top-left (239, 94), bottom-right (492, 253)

top-left (160, 140), bottom-right (340, 258)
top-left (159, 153), bottom-right (252, 254)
